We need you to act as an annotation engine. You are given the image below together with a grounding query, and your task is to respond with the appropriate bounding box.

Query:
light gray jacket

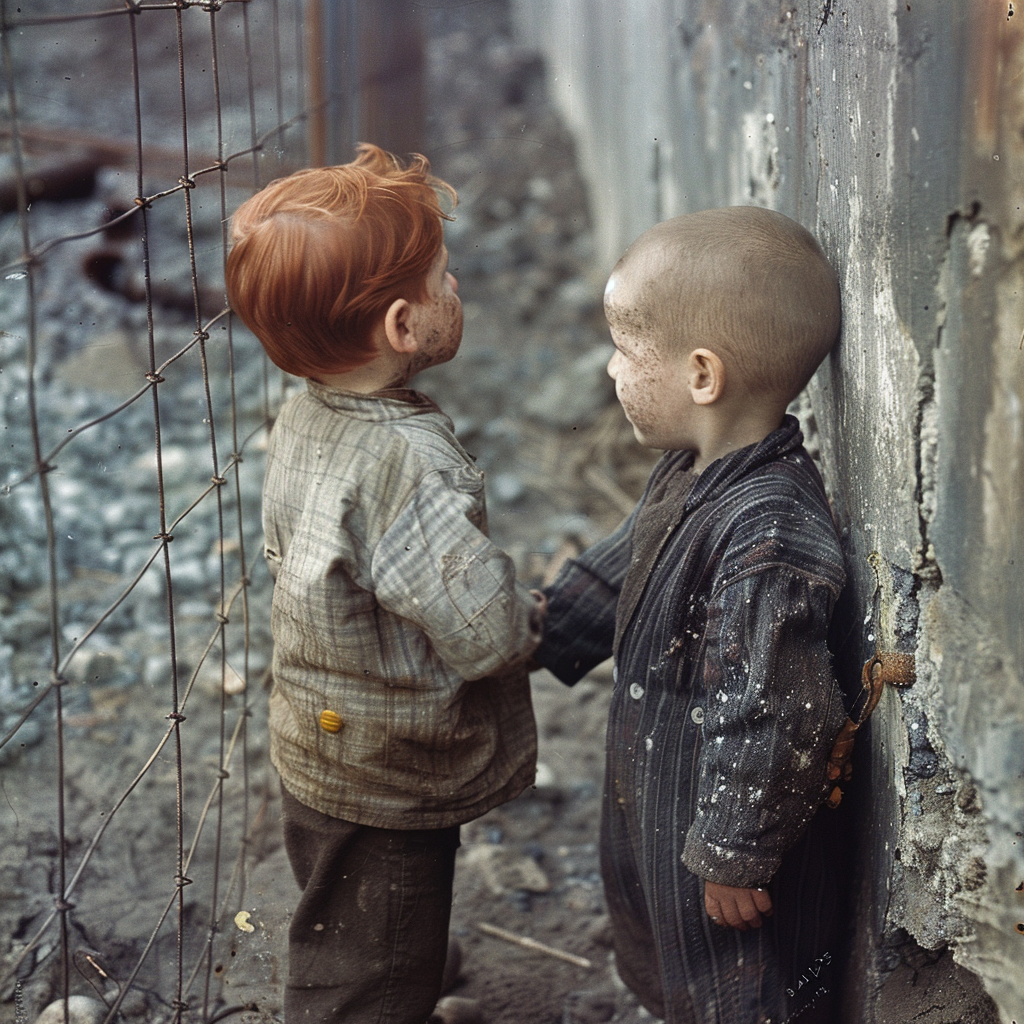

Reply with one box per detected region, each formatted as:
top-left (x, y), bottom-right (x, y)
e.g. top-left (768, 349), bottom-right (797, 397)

top-left (263, 381), bottom-right (539, 828)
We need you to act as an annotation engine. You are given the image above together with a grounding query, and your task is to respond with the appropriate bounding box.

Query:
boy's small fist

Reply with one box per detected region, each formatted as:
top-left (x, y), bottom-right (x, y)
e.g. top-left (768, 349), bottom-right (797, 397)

top-left (703, 879), bottom-right (773, 931)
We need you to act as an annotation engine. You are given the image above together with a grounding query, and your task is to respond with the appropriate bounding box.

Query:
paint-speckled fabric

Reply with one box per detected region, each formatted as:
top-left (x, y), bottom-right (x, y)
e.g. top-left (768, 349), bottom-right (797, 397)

top-left (537, 416), bottom-right (847, 1024)
top-left (263, 380), bottom-right (539, 829)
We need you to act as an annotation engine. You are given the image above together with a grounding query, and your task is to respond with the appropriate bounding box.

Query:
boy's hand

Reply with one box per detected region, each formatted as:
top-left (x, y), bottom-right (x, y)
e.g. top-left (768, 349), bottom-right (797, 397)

top-left (523, 590), bottom-right (548, 672)
top-left (703, 880), bottom-right (773, 931)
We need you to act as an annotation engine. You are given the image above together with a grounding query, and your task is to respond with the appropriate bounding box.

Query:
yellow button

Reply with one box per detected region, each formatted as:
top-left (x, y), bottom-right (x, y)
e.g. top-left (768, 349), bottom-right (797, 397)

top-left (319, 710), bottom-right (343, 733)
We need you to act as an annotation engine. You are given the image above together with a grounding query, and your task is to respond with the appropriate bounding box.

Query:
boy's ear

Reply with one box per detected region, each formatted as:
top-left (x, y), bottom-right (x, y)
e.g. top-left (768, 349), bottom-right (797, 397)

top-left (383, 298), bottom-right (419, 355)
top-left (688, 348), bottom-right (726, 406)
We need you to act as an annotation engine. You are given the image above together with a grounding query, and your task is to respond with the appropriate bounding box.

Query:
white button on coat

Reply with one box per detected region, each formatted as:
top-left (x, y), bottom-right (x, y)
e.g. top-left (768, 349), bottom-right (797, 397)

top-left (691, 706), bottom-right (705, 724)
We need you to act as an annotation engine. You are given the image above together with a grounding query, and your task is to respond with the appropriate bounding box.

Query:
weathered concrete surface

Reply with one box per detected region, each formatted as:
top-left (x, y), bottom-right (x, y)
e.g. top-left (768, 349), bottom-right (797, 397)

top-left (512, 1), bottom-right (1024, 1021)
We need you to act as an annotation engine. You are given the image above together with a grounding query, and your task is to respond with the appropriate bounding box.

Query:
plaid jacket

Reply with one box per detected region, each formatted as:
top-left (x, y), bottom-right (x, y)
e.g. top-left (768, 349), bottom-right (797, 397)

top-left (263, 381), bottom-right (539, 829)
top-left (537, 415), bottom-right (847, 886)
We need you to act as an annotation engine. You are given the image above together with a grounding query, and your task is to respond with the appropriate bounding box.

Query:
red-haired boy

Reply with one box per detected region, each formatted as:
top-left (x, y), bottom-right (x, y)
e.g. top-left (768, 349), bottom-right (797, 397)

top-left (227, 145), bottom-right (543, 1023)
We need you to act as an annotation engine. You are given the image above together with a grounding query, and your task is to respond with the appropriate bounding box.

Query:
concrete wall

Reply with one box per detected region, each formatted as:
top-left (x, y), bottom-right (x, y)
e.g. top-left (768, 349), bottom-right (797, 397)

top-left (511, 1), bottom-right (1024, 1020)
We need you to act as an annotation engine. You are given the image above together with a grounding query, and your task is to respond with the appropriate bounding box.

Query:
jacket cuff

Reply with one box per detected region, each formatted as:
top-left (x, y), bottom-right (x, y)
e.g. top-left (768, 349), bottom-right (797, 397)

top-left (681, 832), bottom-right (781, 888)
top-left (532, 630), bottom-right (592, 686)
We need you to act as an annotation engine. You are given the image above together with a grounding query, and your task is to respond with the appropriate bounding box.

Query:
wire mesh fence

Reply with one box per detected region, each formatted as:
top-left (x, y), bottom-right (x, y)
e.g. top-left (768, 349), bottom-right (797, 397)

top-left (0, 2), bottom-right (306, 1020)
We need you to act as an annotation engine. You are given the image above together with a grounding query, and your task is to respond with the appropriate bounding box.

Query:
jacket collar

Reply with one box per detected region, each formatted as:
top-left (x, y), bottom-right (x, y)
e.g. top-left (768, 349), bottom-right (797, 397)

top-left (306, 379), bottom-right (448, 424)
top-left (683, 414), bottom-right (803, 512)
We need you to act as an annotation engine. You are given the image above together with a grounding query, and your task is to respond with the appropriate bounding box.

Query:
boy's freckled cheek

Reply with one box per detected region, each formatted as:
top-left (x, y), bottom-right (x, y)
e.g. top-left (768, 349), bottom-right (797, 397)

top-left (621, 363), bottom-right (660, 431)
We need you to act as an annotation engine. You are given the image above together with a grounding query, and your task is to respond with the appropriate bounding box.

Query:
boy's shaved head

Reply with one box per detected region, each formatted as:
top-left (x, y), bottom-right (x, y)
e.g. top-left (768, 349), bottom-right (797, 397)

top-left (607, 207), bottom-right (841, 402)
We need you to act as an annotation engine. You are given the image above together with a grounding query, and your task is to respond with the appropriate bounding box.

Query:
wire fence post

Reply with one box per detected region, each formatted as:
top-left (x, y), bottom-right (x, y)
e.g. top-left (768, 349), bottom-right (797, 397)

top-left (0, 3), bottom-right (311, 1020)
top-left (310, 0), bottom-right (425, 164)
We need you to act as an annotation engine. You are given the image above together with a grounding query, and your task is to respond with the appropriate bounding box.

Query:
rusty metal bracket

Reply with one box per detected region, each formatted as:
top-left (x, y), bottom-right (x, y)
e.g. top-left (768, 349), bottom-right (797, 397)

top-left (825, 652), bottom-right (917, 808)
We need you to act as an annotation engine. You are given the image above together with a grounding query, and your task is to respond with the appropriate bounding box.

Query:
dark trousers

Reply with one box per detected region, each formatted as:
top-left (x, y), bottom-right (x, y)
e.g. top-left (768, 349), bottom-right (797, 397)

top-left (600, 781), bottom-right (840, 1024)
top-left (281, 786), bottom-right (460, 1024)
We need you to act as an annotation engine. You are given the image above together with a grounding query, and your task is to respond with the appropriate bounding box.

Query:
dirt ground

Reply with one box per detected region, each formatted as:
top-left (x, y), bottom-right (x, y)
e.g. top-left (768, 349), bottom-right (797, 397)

top-left (2, 664), bottom-right (652, 1024)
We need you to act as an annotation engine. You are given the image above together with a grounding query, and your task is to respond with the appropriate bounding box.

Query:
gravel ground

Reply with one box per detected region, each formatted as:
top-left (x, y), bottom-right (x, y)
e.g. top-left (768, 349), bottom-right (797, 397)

top-left (1, 2), bottom-right (661, 1023)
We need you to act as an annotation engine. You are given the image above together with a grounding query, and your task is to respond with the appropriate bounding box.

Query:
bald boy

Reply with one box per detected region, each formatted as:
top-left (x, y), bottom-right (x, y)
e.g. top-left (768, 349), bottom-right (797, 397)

top-left (535, 208), bottom-right (847, 1024)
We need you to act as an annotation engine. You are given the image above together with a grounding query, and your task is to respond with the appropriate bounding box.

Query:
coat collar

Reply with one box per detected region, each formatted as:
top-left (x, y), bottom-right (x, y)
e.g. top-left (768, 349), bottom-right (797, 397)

top-left (612, 416), bottom-right (806, 656)
top-left (306, 379), bottom-right (448, 424)
top-left (682, 414), bottom-right (803, 513)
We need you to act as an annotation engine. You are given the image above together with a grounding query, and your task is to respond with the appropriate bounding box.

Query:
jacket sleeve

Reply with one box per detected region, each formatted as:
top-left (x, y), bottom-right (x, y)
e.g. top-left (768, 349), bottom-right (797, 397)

top-left (370, 465), bottom-right (542, 681)
top-left (681, 567), bottom-right (847, 887)
top-left (533, 504), bottom-right (638, 686)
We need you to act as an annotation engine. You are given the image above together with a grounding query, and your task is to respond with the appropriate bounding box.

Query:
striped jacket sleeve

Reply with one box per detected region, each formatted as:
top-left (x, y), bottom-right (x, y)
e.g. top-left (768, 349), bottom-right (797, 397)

top-left (534, 505), bottom-right (638, 686)
top-left (682, 566), bottom-right (847, 886)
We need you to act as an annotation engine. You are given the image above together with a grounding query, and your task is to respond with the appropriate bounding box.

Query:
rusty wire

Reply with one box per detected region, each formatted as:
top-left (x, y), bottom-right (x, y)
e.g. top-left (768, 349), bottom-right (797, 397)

top-left (0, 0), bottom-right (72, 1012)
top-left (6, 1), bottom-right (254, 30)
top-left (0, 111), bottom-right (308, 277)
top-left (0, 0), bottom-right (305, 1020)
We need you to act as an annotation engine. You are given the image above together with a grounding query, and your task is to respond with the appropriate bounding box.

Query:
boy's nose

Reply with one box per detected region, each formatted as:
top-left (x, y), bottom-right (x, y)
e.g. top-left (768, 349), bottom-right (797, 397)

top-left (607, 348), bottom-right (620, 379)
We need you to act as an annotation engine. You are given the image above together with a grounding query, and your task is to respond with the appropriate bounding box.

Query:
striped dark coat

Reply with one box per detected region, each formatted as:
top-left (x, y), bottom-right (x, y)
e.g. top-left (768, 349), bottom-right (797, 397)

top-left (537, 417), bottom-right (847, 1024)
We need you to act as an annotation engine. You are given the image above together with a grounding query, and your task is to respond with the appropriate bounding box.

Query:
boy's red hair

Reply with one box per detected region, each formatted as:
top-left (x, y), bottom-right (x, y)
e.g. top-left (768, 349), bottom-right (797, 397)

top-left (226, 144), bottom-right (457, 378)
